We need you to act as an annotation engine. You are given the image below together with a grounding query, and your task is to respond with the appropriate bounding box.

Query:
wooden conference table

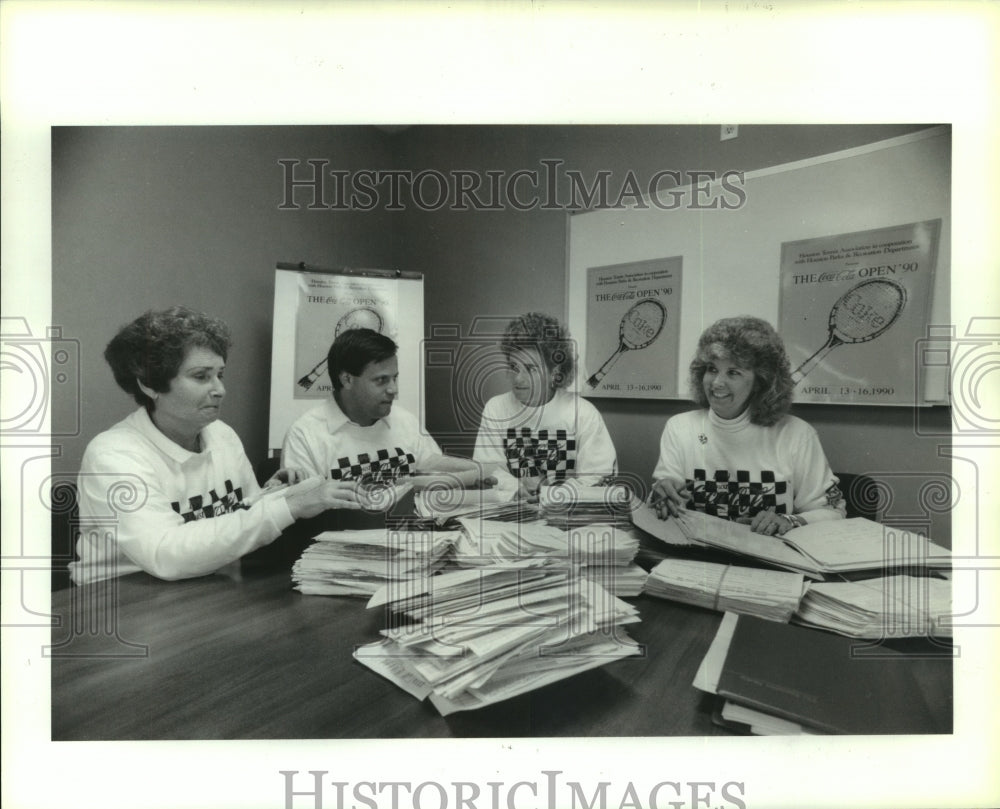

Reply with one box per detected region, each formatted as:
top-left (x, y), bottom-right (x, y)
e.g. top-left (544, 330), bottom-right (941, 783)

top-left (50, 553), bottom-right (952, 740)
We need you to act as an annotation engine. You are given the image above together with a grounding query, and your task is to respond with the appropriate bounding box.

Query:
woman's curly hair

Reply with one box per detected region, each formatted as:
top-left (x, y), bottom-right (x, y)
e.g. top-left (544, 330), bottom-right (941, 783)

top-left (689, 316), bottom-right (794, 426)
top-left (500, 312), bottom-right (576, 389)
top-left (104, 306), bottom-right (232, 410)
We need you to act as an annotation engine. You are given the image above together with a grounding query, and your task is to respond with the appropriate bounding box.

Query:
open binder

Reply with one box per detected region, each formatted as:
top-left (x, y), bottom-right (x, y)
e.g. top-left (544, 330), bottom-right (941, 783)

top-left (637, 509), bottom-right (951, 578)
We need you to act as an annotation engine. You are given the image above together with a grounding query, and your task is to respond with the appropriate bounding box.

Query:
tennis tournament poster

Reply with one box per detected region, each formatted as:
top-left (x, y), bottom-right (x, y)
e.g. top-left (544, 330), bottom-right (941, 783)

top-left (584, 257), bottom-right (682, 399)
top-left (779, 220), bottom-right (940, 405)
top-left (293, 272), bottom-right (399, 399)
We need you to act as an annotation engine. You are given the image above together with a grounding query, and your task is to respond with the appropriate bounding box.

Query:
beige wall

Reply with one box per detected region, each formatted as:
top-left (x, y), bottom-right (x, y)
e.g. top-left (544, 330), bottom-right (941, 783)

top-left (53, 123), bottom-right (952, 544)
top-left (53, 125), bottom-right (395, 474)
top-left (392, 124), bottom-right (952, 544)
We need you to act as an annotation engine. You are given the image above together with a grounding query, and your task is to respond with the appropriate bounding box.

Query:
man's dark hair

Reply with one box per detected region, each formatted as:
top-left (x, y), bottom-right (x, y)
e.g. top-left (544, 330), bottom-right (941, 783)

top-left (327, 327), bottom-right (398, 390)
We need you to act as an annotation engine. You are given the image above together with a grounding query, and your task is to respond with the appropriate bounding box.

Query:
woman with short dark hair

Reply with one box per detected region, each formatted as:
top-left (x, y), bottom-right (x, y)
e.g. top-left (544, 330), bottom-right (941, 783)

top-left (71, 307), bottom-right (360, 585)
top-left (651, 316), bottom-right (845, 535)
top-left (102, 306), bottom-right (233, 411)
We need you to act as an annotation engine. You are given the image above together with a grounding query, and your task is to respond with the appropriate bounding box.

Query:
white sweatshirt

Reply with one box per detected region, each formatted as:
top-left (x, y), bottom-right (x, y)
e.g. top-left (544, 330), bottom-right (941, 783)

top-left (474, 390), bottom-right (618, 484)
top-left (71, 408), bottom-right (294, 584)
top-left (653, 408), bottom-right (845, 524)
top-left (281, 397), bottom-right (442, 481)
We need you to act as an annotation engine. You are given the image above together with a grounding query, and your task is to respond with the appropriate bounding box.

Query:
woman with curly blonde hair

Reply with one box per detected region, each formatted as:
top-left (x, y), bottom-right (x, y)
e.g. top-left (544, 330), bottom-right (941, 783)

top-left (474, 312), bottom-right (617, 498)
top-left (651, 316), bottom-right (845, 535)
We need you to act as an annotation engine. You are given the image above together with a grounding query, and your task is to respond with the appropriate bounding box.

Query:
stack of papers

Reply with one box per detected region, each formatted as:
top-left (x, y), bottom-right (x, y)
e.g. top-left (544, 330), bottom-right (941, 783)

top-left (581, 561), bottom-right (648, 598)
top-left (411, 466), bottom-right (523, 524)
top-left (453, 519), bottom-right (635, 564)
top-left (794, 574), bottom-right (952, 638)
top-left (453, 518), bottom-right (644, 596)
top-left (292, 527), bottom-right (457, 597)
top-left (568, 523), bottom-right (645, 597)
top-left (354, 560), bottom-right (642, 715)
top-left (539, 483), bottom-right (638, 528)
top-left (414, 488), bottom-right (533, 525)
top-left (645, 558), bottom-right (806, 622)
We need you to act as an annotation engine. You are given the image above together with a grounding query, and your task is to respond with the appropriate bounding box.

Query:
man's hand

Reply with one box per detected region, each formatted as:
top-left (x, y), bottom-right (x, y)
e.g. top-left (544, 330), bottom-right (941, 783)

top-left (285, 477), bottom-right (361, 519)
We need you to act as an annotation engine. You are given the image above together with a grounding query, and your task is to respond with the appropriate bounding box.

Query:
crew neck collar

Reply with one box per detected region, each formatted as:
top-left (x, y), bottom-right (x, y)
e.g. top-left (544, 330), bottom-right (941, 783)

top-left (708, 406), bottom-right (752, 432)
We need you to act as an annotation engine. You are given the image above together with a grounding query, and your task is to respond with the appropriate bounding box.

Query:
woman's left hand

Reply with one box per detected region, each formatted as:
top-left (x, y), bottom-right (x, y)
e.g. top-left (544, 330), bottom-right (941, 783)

top-left (748, 509), bottom-right (794, 536)
top-left (265, 467), bottom-right (308, 487)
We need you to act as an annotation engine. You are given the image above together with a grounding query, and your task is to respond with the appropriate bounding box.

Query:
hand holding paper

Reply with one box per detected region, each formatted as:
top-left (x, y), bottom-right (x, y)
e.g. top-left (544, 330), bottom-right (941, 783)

top-left (286, 477), bottom-right (361, 518)
top-left (649, 478), bottom-right (690, 519)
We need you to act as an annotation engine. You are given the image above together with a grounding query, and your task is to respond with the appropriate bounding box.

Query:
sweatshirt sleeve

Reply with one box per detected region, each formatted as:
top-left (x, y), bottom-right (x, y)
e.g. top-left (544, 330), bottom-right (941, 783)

top-left (787, 422), bottom-right (846, 524)
top-left (652, 416), bottom-right (688, 486)
top-left (77, 445), bottom-right (294, 582)
top-left (574, 399), bottom-right (617, 484)
top-left (408, 416), bottom-right (444, 467)
top-left (472, 397), bottom-right (509, 473)
top-left (281, 418), bottom-right (328, 478)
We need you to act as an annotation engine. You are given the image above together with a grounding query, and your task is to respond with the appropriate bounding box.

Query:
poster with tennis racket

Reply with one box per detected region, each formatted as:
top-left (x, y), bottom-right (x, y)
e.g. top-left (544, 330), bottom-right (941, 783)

top-left (584, 257), bottom-right (682, 399)
top-left (779, 219), bottom-right (940, 405)
top-left (293, 272), bottom-right (399, 399)
top-left (268, 265), bottom-right (424, 452)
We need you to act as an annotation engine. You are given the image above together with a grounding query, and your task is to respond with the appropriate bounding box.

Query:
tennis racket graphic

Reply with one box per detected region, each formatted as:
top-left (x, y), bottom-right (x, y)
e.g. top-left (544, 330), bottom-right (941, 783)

top-left (297, 307), bottom-right (384, 390)
top-left (790, 278), bottom-right (907, 384)
top-left (586, 298), bottom-right (667, 388)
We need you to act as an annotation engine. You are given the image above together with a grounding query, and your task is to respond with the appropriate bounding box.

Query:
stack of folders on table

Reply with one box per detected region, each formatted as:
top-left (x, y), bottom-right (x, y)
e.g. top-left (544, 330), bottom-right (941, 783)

top-left (794, 574), bottom-right (952, 638)
top-left (694, 612), bottom-right (950, 735)
top-left (412, 467), bottom-right (526, 524)
top-left (453, 518), bottom-right (646, 597)
top-left (353, 560), bottom-right (642, 715)
top-left (580, 558), bottom-right (648, 598)
top-left (539, 483), bottom-right (639, 529)
top-left (645, 558), bottom-right (806, 623)
top-left (414, 488), bottom-right (535, 525)
top-left (292, 527), bottom-right (458, 597)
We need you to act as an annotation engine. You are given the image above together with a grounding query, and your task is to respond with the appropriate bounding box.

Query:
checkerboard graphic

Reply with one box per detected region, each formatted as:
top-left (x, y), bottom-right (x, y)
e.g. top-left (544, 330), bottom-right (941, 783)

top-left (503, 428), bottom-right (577, 481)
top-left (687, 468), bottom-right (788, 520)
top-left (172, 479), bottom-right (245, 523)
top-left (329, 447), bottom-right (416, 482)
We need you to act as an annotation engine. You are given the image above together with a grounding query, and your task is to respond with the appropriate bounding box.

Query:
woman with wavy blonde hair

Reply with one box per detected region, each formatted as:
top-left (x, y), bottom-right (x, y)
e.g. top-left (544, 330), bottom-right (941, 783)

top-left (651, 316), bottom-right (845, 535)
